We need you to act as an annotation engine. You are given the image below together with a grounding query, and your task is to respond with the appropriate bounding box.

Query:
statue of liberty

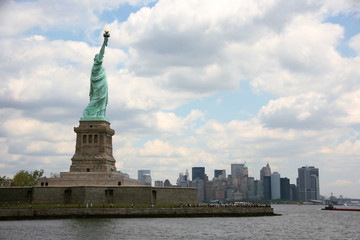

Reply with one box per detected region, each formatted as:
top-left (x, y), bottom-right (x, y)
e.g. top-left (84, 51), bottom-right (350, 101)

top-left (81, 30), bottom-right (110, 121)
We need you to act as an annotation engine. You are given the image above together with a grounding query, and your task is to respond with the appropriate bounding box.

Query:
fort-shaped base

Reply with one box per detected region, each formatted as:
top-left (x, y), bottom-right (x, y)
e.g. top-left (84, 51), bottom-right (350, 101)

top-left (38, 171), bottom-right (140, 187)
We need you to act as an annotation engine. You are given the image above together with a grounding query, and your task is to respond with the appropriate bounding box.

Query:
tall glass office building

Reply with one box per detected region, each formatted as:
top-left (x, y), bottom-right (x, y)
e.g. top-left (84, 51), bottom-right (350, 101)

top-left (192, 167), bottom-right (205, 181)
top-left (271, 172), bottom-right (281, 200)
top-left (298, 166), bottom-right (320, 202)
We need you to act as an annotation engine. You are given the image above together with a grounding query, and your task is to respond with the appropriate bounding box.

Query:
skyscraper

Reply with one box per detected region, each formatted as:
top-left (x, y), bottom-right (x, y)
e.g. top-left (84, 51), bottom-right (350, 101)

top-left (138, 170), bottom-right (150, 180)
top-left (290, 184), bottom-right (298, 201)
top-left (298, 166), bottom-right (320, 202)
top-left (214, 169), bottom-right (226, 179)
top-left (138, 170), bottom-right (151, 186)
top-left (185, 169), bottom-right (190, 181)
top-left (231, 163), bottom-right (248, 199)
top-left (154, 180), bottom-right (164, 187)
top-left (176, 172), bottom-right (189, 187)
top-left (231, 164), bottom-right (245, 180)
top-left (280, 177), bottom-right (290, 200)
top-left (271, 172), bottom-right (281, 200)
top-left (192, 167), bottom-right (205, 181)
top-left (260, 163), bottom-right (271, 181)
top-left (263, 176), bottom-right (271, 200)
top-left (192, 179), bottom-right (205, 202)
top-left (247, 177), bottom-right (255, 199)
top-left (254, 180), bottom-right (264, 199)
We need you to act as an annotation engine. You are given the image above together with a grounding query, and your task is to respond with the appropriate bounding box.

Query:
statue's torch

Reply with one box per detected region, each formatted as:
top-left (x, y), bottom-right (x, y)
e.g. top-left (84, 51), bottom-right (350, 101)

top-left (103, 30), bottom-right (110, 38)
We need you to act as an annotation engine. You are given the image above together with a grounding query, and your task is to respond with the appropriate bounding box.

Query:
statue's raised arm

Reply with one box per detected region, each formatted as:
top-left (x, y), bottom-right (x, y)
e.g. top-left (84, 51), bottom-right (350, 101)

top-left (98, 30), bottom-right (110, 61)
top-left (81, 30), bottom-right (110, 122)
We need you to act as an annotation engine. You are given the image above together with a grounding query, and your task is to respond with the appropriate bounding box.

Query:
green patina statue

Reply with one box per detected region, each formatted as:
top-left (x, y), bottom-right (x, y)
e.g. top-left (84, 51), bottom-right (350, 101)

top-left (81, 30), bottom-right (110, 122)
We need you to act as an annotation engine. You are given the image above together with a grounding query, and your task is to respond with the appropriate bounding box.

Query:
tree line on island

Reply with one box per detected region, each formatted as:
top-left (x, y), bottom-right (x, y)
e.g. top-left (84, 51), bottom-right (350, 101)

top-left (0, 169), bottom-right (46, 187)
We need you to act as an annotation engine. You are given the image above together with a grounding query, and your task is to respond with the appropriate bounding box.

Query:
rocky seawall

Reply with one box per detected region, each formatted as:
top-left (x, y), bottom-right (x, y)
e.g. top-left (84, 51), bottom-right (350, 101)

top-left (0, 206), bottom-right (276, 220)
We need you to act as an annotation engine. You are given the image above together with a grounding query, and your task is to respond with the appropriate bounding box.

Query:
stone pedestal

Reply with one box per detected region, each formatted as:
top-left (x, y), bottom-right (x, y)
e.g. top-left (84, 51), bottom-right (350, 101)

top-left (38, 120), bottom-right (141, 187)
top-left (70, 121), bottom-right (116, 172)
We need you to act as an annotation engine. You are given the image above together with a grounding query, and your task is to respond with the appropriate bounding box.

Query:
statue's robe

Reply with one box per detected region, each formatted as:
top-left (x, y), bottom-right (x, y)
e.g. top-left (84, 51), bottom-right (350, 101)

top-left (82, 56), bottom-right (108, 119)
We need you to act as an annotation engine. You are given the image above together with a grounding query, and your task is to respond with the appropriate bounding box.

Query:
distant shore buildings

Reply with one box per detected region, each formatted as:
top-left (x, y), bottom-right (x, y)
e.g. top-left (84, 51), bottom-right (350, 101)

top-left (135, 163), bottom-right (321, 203)
top-left (152, 163), bottom-right (320, 203)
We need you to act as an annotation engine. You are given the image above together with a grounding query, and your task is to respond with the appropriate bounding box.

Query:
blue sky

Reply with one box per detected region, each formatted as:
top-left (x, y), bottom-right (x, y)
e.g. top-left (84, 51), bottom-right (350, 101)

top-left (326, 13), bottom-right (359, 57)
top-left (1, 0), bottom-right (360, 198)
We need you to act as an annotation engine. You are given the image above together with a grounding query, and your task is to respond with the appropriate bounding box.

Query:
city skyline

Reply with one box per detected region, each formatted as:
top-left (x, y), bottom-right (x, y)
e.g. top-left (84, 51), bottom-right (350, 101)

top-left (157, 163), bottom-right (338, 200)
top-left (1, 1), bottom-right (360, 198)
top-left (168, 163), bottom-right (320, 202)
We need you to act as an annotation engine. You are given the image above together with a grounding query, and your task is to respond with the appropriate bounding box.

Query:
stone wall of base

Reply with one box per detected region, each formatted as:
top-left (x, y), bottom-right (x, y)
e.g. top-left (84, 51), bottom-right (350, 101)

top-left (0, 187), bottom-right (33, 204)
top-left (0, 186), bottom-right (197, 205)
top-left (0, 207), bottom-right (275, 220)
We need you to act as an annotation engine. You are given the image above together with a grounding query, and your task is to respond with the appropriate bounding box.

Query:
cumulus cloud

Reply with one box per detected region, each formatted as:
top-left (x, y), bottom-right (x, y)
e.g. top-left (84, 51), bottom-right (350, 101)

top-left (250, 21), bottom-right (346, 96)
top-left (258, 92), bottom-right (340, 129)
top-left (349, 34), bottom-right (360, 53)
top-left (109, 1), bottom-right (308, 92)
top-left (322, 0), bottom-right (360, 16)
top-left (155, 109), bottom-right (204, 135)
top-left (0, 1), bottom-right (42, 36)
top-left (140, 139), bottom-right (186, 157)
top-left (107, 0), bottom-right (355, 98)
top-left (335, 89), bottom-right (360, 127)
top-left (0, 0), bottom-right (156, 38)
top-left (328, 179), bottom-right (352, 186)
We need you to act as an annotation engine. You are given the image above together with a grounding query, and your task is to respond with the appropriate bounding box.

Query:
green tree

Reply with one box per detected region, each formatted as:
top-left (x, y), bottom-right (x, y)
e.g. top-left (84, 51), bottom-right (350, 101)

top-left (0, 176), bottom-right (12, 187)
top-left (11, 169), bottom-right (44, 186)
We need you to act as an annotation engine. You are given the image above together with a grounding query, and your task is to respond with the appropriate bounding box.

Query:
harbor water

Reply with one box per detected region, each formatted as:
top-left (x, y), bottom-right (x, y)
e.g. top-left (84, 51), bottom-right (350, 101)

top-left (0, 205), bottom-right (359, 239)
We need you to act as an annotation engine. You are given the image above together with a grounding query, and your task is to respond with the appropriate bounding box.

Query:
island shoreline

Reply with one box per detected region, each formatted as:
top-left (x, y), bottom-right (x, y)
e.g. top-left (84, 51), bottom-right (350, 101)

top-left (0, 207), bottom-right (278, 220)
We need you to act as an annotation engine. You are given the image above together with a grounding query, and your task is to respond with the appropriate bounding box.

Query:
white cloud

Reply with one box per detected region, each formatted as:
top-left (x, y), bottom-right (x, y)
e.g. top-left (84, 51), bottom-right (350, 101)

top-left (0, 1), bottom-right (42, 37)
top-left (275, 17), bottom-right (343, 74)
top-left (140, 139), bottom-right (186, 157)
top-left (336, 89), bottom-right (360, 126)
top-left (328, 179), bottom-right (352, 186)
top-left (24, 141), bottom-right (73, 155)
top-left (349, 34), bottom-right (360, 53)
top-left (250, 19), bottom-right (346, 96)
top-left (333, 139), bottom-right (360, 155)
top-left (258, 92), bottom-right (338, 129)
top-left (155, 110), bottom-right (204, 135)
top-left (322, 0), bottom-right (360, 16)
top-left (109, 1), bottom-right (291, 92)
top-left (0, 37), bottom-right (92, 106)
top-left (3, 118), bottom-right (72, 141)
top-left (0, 0), bottom-right (156, 39)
